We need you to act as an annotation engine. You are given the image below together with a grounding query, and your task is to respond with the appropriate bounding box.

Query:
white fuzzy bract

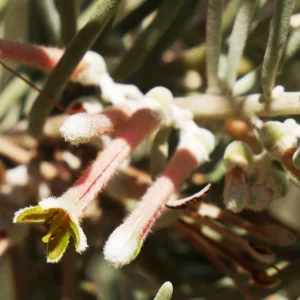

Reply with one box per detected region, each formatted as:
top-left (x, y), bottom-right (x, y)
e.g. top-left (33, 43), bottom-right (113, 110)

top-left (103, 225), bottom-right (140, 269)
top-left (60, 113), bottom-right (97, 145)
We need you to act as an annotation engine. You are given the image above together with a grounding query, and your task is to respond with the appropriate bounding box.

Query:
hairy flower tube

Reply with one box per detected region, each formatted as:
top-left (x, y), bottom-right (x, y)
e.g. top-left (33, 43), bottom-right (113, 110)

top-left (13, 87), bottom-right (173, 263)
top-left (223, 141), bottom-right (254, 213)
top-left (104, 121), bottom-right (215, 268)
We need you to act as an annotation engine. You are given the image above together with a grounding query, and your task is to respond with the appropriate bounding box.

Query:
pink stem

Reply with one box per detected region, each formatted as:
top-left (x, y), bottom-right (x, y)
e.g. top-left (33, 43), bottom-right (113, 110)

top-left (63, 109), bottom-right (161, 214)
top-left (127, 149), bottom-right (199, 240)
top-left (0, 40), bottom-right (88, 78)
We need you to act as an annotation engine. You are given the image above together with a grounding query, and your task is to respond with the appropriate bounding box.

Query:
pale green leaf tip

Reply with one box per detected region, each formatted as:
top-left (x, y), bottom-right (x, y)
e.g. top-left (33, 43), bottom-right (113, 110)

top-left (154, 281), bottom-right (173, 300)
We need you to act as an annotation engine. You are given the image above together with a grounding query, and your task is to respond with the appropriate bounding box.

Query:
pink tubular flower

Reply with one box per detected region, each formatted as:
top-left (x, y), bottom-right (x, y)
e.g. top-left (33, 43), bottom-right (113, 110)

top-left (13, 106), bottom-right (161, 263)
top-left (104, 122), bottom-right (215, 268)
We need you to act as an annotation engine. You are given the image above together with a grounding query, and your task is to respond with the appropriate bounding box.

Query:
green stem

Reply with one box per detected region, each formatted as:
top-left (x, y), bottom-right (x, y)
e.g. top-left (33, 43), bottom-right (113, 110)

top-left (206, 0), bottom-right (223, 94)
top-left (225, 0), bottom-right (258, 93)
top-left (261, 0), bottom-right (295, 100)
top-left (28, 0), bottom-right (122, 138)
top-left (57, 0), bottom-right (80, 45)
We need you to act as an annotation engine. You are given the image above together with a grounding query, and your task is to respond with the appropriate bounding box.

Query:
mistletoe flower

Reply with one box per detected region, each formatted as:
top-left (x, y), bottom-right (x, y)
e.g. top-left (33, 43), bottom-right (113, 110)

top-left (104, 120), bottom-right (215, 268)
top-left (14, 87), bottom-right (173, 263)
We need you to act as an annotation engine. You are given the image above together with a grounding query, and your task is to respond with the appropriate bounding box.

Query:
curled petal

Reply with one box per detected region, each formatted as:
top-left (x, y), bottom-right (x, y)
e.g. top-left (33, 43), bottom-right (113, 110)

top-left (13, 198), bottom-right (87, 263)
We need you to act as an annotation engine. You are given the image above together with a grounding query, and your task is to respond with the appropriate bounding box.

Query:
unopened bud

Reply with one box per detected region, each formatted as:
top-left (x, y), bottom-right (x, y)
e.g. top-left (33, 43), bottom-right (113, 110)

top-left (260, 121), bottom-right (297, 160)
top-left (223, 167), bottom-right (249, 213)
top-left (224, 141), bottom-right (254, 172)
top-left (223, 141), bottom-right (254, 213)
top-left (247, 169), bottom-right (287, 211)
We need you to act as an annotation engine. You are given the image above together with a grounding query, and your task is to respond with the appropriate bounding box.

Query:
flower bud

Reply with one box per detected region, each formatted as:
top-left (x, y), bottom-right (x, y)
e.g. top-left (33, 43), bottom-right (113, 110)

top-left (260, 121), bottom-right (297, 161)
top-left (223, 141), bottom-right (254, 172)
top-left (223, 141), bottom-right (254, 213)
top-left (247, 169), bottom-right (287, 211)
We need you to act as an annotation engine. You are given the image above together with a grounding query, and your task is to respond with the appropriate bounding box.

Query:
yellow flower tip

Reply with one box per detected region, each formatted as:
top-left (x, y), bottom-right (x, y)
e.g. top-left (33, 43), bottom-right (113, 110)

top-left (13, 197), bottom-right (88, 263)
top-left (13, 205), bottom-right (48, 224)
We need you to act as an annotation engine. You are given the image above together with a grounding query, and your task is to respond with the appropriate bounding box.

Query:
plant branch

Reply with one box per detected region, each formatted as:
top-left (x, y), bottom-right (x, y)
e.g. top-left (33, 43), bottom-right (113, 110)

top-left (175, 91), bottom-right (300, 120)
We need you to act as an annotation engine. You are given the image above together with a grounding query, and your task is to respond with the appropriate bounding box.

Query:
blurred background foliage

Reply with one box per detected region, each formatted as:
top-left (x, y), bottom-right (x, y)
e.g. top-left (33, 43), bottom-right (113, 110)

top-left (2, 0), bottom-right (300, 299)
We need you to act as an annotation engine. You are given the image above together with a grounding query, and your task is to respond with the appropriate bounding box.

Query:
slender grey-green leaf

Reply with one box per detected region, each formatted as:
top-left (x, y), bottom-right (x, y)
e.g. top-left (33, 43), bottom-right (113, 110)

top-left (206, 0), bottom-right (223, 94)
top-left (113, 0), bottom-right (186, 82)
top-left (225, 0), bottom-right (258, 93)
top-left (28, 0), bottom-right (122, 138)
top-left (154, 282), bottom-right (173, 300)
top-left (221, 0), bottom-right (241, 36)
top-left (261, 0), bottom-right (295, 100)
top-left (35, 0), bottom-right (61, 45)
top-left (57, 0), bottom-right (80, 45)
